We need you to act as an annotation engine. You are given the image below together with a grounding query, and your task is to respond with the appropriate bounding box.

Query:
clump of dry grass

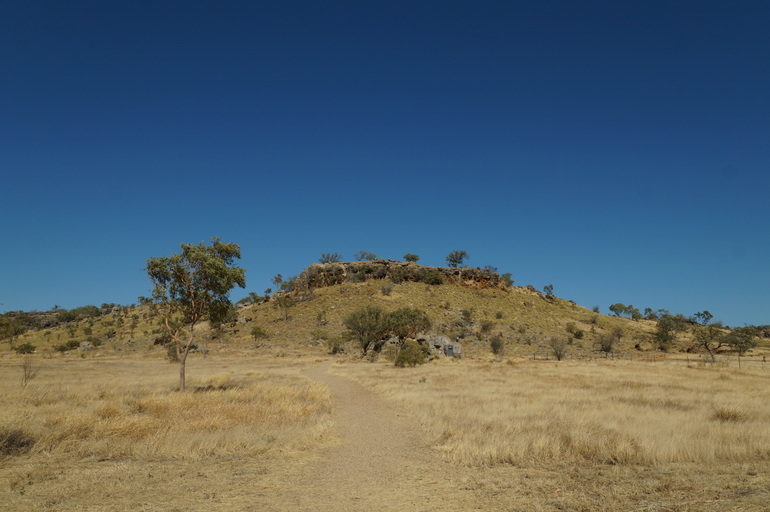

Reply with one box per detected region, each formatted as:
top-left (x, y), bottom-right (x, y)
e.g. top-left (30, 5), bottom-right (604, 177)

top-left (0, 357), bottom-right (332, 461)
top-left (332, 359), bottom-right (770, 467)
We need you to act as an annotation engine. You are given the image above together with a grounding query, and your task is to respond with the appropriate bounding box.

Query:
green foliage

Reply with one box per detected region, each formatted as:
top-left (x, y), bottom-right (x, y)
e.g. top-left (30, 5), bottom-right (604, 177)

top-left (421, 272), bottom-right (443, 285)
top-left (693, 322), bottom-right (726, 363)
top-left (480, 319), bottom-right (495, 333)
top-left (609, 303), bottom-right (641, 320)
top-left (724, 326), bottom-right (758, 355)
top-left (55, 340), bottom-right (81, 352)
top-left (319, 252), bottom-right (342, 264)
top-left (597, 328), bottom-right (622, 357)
top-left (145, 237), bottom-right (246, 390)
top-left (395, 339), bottom-right (427, 367)
top-left (543, 284), bottom-right (554, 297)
top-left (609, 303), bottom-right (626, 317)
top-left (273, 294), bottom-right (296, 320)
top-left (501, 272), bottom-right (514, 286)
top-left (326, 336), bottom-right (345, 355)
top-left (13, 342), bottom-right (36, 354)
top-left (654, 314), bottom-right (689, 351)
top-left (389, 307), bottom-right (431, 342)
top-left (549, 337), bottom-right (568, 361)
top-left (279, 275), bottom-right (297, 292)
top-left (354, 250), bottom-right (377, 261)
top-left (693, 311), bottom-right (713, 325)
top-left (250, 326), bottom-right (268, 341)
top-left (445, 250), bottom-right (468, 268)
top-left (403, 253), bottom-right (419, 262)
top-left (0, 315), bottom-right (28, 342)
top-left (344, 306), bottom-right (391, 356)
top-left (490, 334), bottom-right (504, 356)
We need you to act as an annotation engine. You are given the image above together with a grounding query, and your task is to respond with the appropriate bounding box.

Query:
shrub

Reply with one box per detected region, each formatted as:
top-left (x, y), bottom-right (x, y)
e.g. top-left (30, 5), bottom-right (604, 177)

top-left (327, 337), bottom-right (345, 355)
top-left (403, 253), bottom-right (419, 262)
top-left (0, 427), bottom-right (35, 456)
top-left (13, 342), bottom-right (36, 354)
top-left (422, 272), bottom-right (444, 285)
top-left (395, 339), bottom-right (427, 367)
top-left (87, 336), bottom-right (103, 347)
top-left (480, 320), bottom-right (495, 333)
top-left (381, 283), bottom-right (394, 296)
top-left (55, 340), bottom-right (81, 352)
top-left (390, 269), bottom-right (405, 284)
top-left (490, 335), bottom-right (504, 356)
top-left (549, 337), bottom-right (568, 361)
top-left (495, 311), bottom-right (504, 319)
top-left (251, 326), bottom-right (268, 341)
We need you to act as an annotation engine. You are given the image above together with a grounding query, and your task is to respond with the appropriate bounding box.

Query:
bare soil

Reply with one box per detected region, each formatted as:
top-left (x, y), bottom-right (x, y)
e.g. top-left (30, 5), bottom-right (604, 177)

top-left (263, 361), bottom-right (481, 511)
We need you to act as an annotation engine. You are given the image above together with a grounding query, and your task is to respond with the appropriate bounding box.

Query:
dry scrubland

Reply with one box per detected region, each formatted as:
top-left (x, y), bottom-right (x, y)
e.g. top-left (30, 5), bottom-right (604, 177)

top-left (1, 353), bottom-right (769, 511)
top-left (331, 358), bottom-right (770, 510)
top-left (0, 356), bottom-right (333, 511)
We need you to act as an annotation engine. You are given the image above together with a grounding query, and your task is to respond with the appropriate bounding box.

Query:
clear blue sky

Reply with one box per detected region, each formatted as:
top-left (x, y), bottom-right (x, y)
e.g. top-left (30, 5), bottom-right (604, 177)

top-left (2, 1), bottom-right (768, 327)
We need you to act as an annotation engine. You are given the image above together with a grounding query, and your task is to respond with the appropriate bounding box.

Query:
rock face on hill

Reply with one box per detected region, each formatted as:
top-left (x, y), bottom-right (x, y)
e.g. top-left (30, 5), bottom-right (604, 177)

top-left (294, 260), bottom-right (509, 291)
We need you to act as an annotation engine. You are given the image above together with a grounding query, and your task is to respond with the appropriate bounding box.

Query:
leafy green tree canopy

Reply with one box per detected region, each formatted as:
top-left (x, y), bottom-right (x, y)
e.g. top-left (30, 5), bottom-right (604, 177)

top-left (446, 250), bottom-right (468, 268)
top-left (145, 237), bottom-right (245, 390)
top-left (403, 253), bottom-right (419, 262)
top-left (389, 307), bottom-right (431, 343)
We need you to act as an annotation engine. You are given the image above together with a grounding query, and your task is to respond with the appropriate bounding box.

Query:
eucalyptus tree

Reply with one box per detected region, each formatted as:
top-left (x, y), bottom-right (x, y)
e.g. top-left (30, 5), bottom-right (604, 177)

top-left (144, 237), bottom-right (245, 390)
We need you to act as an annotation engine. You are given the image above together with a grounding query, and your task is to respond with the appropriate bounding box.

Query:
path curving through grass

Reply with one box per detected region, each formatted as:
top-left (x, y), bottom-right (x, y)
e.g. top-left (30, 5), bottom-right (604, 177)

top-left (275, 361), bottom-right (478, 512)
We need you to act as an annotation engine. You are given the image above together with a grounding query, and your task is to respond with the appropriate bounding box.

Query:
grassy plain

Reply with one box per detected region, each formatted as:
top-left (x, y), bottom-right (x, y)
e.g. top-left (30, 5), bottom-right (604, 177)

top-left (2, 351), bottom-right (769, 511)
top-left (0, 355), bottom-right (332, 511)
top-left (331, 357), bottom-right (770, 510)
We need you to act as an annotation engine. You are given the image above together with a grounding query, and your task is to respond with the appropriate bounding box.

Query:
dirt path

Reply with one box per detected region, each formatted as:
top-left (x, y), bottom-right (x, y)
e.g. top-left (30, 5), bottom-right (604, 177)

top-left (269, 361), bottom-right (481, 512)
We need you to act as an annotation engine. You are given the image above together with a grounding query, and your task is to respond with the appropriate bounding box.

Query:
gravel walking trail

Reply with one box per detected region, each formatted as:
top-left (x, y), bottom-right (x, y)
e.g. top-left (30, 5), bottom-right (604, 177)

top-left (270, 361), bottom-right (480, 512)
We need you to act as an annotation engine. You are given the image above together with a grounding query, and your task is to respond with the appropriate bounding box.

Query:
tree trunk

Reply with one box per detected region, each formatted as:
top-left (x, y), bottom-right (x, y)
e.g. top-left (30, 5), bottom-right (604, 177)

top-left (179, 353), bottom-right (187, 391)
top-left (178, 327), bottom-right (195, 391)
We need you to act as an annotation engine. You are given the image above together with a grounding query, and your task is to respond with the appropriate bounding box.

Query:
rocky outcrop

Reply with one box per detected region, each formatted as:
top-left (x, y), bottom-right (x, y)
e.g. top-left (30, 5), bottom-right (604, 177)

top-left (294, 260), bottom-right (509, 291)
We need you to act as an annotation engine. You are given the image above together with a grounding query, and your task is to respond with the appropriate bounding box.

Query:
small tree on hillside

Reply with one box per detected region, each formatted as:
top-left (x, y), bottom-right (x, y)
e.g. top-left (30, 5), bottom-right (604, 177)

top-left (344, 306), bottom-right (391, 357)
top-left (724, 326), bottom-right (758, 367)
top-left (388, 307), bottom-right (431, 344)
top-left (354, 250), bottom-right (378, 261)
top-left (597, 327), bottom-right (622, 358)
top-left (653, 314), bottom-right (688, 351)
top-left (144, 237), bottom-right (246, 390)
top-left (319, 252), bottom-right (342, 264)
top-left (273, 293), bottom-right (295, 320)
top-left (543, 284), bottom-right (554, 297)
top-left (446, 250), bottom-right (468, 268)
top-left (403, 253), bottom-right (419, 262)
top-left (693, 322), bottom-right (725, 364)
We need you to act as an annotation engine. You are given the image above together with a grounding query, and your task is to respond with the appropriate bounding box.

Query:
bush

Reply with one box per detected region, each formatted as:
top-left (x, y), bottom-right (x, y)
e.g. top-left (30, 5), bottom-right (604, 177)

top-left (421, 272), bottom-right (444, 285)
top-left (390, 269), bottom-right (405, 284)
top-left (549, 337), bottom-right (568, 361)
top-left (251, 326), bottom-right (268, 341)
top-left (13, 342), bottom-right (36, 354)
top-left (490, 335), bottom-right (504, 356)
top-left (395, 339), bottom-right (427, 367)
top-left (0, 427), bottom-right (35, 456)
top-left (327, 337), bottom-right (345, 355)
top-left (480, 320), bottom-right (495, 333)
top-left (381, 283), bottom-right (393, 296)
top-left (55, 340), bottom-right (81, 352)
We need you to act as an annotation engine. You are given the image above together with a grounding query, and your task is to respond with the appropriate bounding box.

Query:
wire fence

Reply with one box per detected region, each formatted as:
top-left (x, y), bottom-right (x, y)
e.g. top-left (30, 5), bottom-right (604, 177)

top-left (530, 351), bottom-right (768, 370)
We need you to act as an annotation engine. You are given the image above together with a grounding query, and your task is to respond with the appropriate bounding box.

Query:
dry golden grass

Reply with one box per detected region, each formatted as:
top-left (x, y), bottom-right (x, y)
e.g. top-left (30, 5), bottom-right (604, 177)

top-left (332, 359), bottom-right (770, 468)
top-left (0, 355), bottom-right (333, 511)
